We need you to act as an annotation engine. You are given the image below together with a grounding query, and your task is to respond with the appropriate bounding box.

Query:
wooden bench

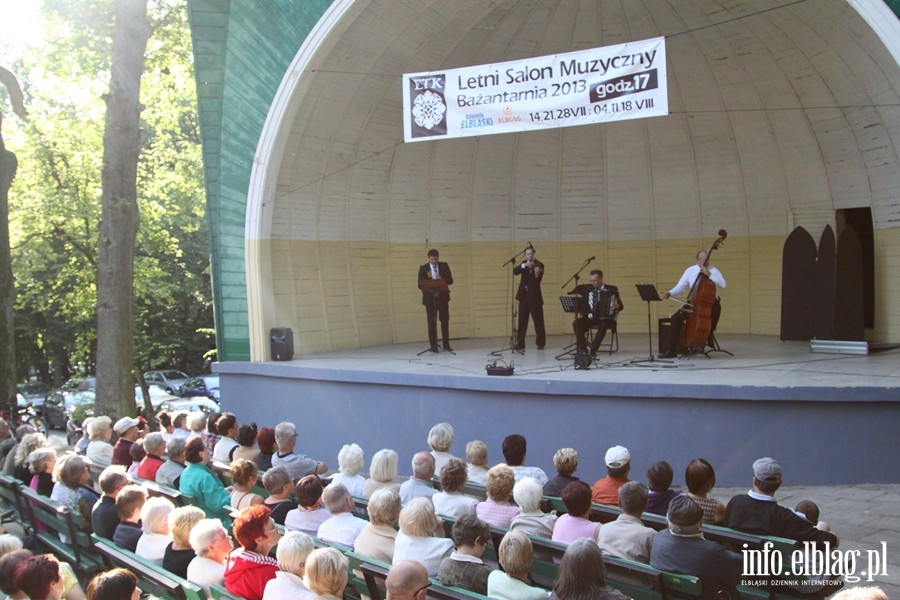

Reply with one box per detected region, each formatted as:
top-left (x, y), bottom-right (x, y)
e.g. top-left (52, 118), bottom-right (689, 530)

top-left (92, 533), bottom-right (206, 600)
top-left (16, 483), bottom-right (104, 576)
top-left (130, 473), bottom-right (190, 506)
top-left (0, 473), bottom-right (32, 533)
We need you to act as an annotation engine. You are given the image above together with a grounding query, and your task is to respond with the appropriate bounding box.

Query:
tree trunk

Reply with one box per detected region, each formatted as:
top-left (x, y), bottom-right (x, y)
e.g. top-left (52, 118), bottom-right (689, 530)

top-left (0, 133), bottom-right (17, 411)
top-left (95, 0), bottom-right (151, 420)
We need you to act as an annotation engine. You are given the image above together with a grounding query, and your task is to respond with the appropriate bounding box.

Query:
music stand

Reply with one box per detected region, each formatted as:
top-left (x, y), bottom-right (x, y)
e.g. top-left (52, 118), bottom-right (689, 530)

top-left (631, 283), bottom-right (672, 365)
top-left (417, 278), bottom-right (455, 356)
top-left (555, 295), bottom-right (587, 360)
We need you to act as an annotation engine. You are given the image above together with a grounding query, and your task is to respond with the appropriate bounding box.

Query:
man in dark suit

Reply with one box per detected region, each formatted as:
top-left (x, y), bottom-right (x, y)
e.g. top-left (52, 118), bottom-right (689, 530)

top-left (418, 248), bottom-right (454, 352)
top-left (573, 269), bottom-right (623, 356)
top-left (513, 246), bottom-right (545, 350)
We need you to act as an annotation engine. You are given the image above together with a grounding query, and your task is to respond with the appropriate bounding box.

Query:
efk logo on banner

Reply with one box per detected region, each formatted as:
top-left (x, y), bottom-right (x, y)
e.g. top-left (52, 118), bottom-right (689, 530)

top-left (403, 37), bottom-right (668, 142)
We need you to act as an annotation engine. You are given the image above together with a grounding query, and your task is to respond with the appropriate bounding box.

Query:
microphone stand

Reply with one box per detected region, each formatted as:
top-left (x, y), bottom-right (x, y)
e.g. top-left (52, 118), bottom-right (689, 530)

top-left (492, 243), bottom-right (532, 356)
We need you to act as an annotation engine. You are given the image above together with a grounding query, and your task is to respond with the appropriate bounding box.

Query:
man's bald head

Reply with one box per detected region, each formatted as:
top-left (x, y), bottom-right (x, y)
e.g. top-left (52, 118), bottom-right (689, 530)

top-left (385, 559), bottom-right (429, 599)
top-left (411, 452), bottom-right (435, 481)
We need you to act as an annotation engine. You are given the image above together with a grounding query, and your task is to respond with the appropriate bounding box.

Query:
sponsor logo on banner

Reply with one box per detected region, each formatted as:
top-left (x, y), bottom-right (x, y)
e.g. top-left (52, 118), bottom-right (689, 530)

top-left (402, 37), bottom-right (668, 142)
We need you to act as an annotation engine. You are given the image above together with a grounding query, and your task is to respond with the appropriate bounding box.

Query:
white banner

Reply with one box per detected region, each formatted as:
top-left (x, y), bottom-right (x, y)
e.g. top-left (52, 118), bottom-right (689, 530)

top-left (403, 37), bottom-right (668, 143)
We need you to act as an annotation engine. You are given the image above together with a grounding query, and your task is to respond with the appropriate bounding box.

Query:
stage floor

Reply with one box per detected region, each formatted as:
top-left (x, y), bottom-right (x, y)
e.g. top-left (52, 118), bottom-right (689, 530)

top-left (254, 334), bottom-right (900, 401)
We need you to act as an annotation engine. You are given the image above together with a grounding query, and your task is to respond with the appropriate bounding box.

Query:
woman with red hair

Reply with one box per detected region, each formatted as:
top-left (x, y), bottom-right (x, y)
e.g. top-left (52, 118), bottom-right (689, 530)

top-left (223, 505), bottom-right (282, 600)
top-left (13, 554), bottom-right (66, 600)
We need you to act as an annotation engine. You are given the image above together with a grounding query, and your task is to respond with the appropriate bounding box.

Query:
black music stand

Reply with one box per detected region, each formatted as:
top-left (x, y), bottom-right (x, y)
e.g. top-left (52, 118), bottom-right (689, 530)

top-left (417, 278), bottom-right (455, 356)
top-left (631, 283), bottom-right (672, 365)
top-left (555, 295), bottom-right (587, 360)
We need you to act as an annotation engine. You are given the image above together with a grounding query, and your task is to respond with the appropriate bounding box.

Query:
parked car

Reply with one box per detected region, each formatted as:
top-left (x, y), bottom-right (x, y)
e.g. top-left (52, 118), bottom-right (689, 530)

top-left (44, 390), bottom-right (95, 431)
top-left (134, 384), bottom-right (180, 409)
top-left (59, 377), bottom-right (96, 395)
top-left (16, 382), bottom-right (52, 408)
top-left (179, 376), bottom-right (220, 402)
top-left (158, 397), bottom-right (219, 416)
top-left (143, 370), bottom-right (191, 395)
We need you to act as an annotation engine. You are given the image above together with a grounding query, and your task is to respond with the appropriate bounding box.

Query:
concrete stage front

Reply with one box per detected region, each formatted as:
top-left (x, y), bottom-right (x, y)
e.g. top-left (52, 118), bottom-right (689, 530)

top-left (216, 334), bottom-right (900, 487)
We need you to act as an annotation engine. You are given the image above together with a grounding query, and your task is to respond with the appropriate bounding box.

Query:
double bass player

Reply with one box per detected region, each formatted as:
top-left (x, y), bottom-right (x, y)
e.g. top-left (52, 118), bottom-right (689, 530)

top-left (660, 249), bottom-right (726, 358)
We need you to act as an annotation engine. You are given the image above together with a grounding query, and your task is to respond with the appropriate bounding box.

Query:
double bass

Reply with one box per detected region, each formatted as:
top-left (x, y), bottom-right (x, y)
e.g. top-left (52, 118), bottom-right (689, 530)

top-left (680, 229), bottom-right (727, 350)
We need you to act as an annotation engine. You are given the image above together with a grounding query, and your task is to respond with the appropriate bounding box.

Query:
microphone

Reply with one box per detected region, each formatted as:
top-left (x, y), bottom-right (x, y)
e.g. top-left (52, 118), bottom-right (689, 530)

top-left (588, 256), bottom-right (596, 261)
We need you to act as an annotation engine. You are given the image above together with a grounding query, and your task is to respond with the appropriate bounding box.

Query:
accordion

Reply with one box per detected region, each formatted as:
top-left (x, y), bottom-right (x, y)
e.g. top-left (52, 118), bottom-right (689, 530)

top-left (589, 288), bottom-right (620, 319)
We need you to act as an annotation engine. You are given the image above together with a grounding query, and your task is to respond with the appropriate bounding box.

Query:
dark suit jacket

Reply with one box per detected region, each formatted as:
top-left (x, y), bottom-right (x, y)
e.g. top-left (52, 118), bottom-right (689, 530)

top-left (514, 259), bottom-right (545, 305)
top-left (418, 261), bottom-right (453, 305)
top-left (579, 283), bottom-right (623, 319)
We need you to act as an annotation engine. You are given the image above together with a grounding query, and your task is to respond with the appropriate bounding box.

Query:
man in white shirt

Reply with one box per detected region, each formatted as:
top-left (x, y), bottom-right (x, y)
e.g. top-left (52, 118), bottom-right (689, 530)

top-left (399, 452), bottom-right (437, 507)
top-left (270, 421), bottom-right (327, 481)
top-left (317, 482), bottom-right (367, 546)
top-left (660, 250), bottom-right (727, 357)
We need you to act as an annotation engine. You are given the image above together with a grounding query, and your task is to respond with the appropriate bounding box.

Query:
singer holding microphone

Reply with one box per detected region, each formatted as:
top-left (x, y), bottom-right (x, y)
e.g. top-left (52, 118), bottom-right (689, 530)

top-left (513, 245), bottom-right (546, 350)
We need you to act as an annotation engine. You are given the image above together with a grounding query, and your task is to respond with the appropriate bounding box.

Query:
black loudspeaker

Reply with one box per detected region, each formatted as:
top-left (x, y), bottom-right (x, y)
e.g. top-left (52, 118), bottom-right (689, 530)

top-left (270, 327), bottom-right (294, 361)
top-left (658, 318), bottom-right (673, 355)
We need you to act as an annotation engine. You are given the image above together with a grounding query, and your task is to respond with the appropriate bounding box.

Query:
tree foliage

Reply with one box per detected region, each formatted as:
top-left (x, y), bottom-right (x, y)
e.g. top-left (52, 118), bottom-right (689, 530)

top-left (2, 0), bottom-right (214, 392)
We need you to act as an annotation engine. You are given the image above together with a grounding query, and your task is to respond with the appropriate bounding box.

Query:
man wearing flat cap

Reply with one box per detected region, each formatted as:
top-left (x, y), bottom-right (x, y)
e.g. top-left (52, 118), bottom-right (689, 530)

top-left (725, 457), bottom-right (838, 549)
top-left (111, 417), bottom-right (142, 467)
top-left (650, 495), bottom-right (742, 600)
top-left (591, 445), bottom-right (631, 505)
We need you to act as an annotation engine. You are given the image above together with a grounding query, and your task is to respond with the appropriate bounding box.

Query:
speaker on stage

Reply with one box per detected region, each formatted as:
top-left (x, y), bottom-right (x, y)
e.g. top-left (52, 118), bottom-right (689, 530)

top-left (270, 327), bottom-right (294, 361)
top-left (658, 317), bottom-right (673, 355)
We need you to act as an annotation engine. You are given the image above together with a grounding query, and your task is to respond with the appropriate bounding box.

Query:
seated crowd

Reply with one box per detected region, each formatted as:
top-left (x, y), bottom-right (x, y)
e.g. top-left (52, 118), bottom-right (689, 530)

top-left (0, 413), bottom-right (883, 600)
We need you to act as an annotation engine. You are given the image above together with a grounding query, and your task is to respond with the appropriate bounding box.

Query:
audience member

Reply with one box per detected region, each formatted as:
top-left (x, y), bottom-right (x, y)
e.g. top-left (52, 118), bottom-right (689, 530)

top-left (551, 537), bottom-right (629, 600)
top-left (393, 497), bottom-right (453, 576)
top-left (543, 447), bottom-right (580, 497)
top-left (0, 419), bottom-right (13, 464)
top-left (26, 447), bottom-right (56, 497)
top-left (51, 454), bottom-right (98, 531)
top-left (510, 476), bottom-right (557, 538)
top-left (487, 530), bottom-right (550, 600)
top-left (650, 495), bottom-right (741, 600)
top-left (74, 417), bottom-right (93, 455)
top-left (230, 459), bottom-right (264, 509)
top-left (156, 411), bottom-right (174, 440)
top-left (12, 554), bottom-right (68, 600)
top-left (385, 559), bottom-right (429, 600)
top-left (2, 425), bottom-right (35, 476)
top-left (187, 411), bottom-right (207, 443)
top-left (135, 496), bottom-right (175, 565)
top-left (645, 460), bottom-right (680, 516)
top-left (317, 482), bottom-right (367, 546)
top-left (364, 448), bottom-right (401, 497)
top-left (285, 474), bottom-right (331, 535)
top-left (156, 435), bottom-right (187, 488)
top-left (224, 505), bottom-right (281, 600)
top-left (255, 427), bottom-right (276, 471)
top-left (212, 413), bottom-right (240, 462)
top-left (475, 464), bottom-right (520, 528)
top-left (330, 443), bottom-right (366, 497)
top-left (232, 423), bottom-right (261, 464)
top-left (262, 530), bottom-right (315, 599)
top-left (0, 549), bottom-right (32, 599)
top-left (86, 567), bottom-right (140, 600)
top-left (399, 452), bottom-right (437, 506)
top-left (684, 458), bottom-right (726, 525)
top-left (726, 457), bottom-right (838, 549)
top-left (831, 587), bottom-right (889, 600)
top-left (465, 440), bottom-right (489, 484)
top-left (127, 439), bottom-right (146, 475)
top-left (163, 505), bottom-right (205, 578)
top-left (171, 411), bottom-right (191, 438)
top-left (502, 434), bottom-right (548, 485)
top-left (552, 480), bottom-right (601, 544)
top-left (261, 466), bottom-right (296, 525)
top-left (136, 432), bottom-right (166, 481)
top-left (0, 534), bottom-right (22, 556)
top-left (795, 499), bottom-right (830, 532)
top-left (432, 458), bottom-right (477, 518)
top-left (304, 546), bottom-right (348, 600)
top-left (85, 418), bottom-right (114, 465)
top-left (113, 484), bottom-right (147, 552)
top-left (271, 421), bottom-right (327, 481)
top-left (597, 481), bottom-right (655, 563)
top-left (187, 518), bottom-right (233, 598)
top-left (201, 412), bottom-right (222, 452)
top-left (592, 445), bottom-right (631, 505)
top-left (354, 487), bottom-right (401, 564)
top-left (437, 514), bottom-right (492, 595)
top-left (179, 437), bottom-right (231, 519)
top-left (91, 465), bottom-right (128, 540)
top-left (427, 422), bottom-right (457, 473)
top-left (111, 417), bottom-right (141, 467)
top-left (12, 431), bottom-right (45, 483)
